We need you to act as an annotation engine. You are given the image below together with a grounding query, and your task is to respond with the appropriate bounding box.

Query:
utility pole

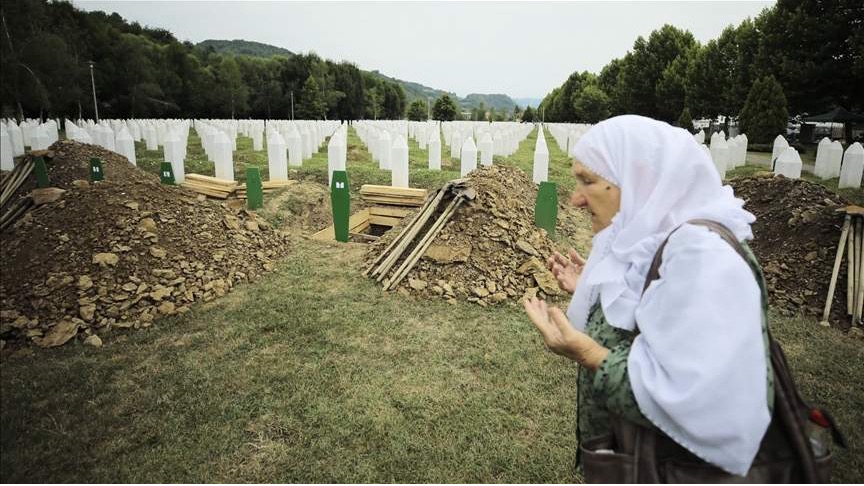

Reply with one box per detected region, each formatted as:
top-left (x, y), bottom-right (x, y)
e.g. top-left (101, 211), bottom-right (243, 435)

top-left (88, 61), bottom-right (99, 122)
top-left (290, 91), bottom-right (294, 120)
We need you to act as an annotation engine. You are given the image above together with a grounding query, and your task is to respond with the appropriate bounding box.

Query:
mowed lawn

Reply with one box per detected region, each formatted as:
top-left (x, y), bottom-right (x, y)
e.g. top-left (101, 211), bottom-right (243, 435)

top-left (2, 126), bottom-right (863, 482)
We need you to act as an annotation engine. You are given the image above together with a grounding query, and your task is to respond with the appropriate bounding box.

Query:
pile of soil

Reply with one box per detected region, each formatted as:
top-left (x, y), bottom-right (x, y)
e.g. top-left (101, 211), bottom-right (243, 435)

top-left (259, 180), bottom-right (366, 235)
top-left (731, 174), bottom-right (850, 324)
top-left (0, 140), bottom-right (292, 349)
top-left (366, 165), bottom-right (591, 306)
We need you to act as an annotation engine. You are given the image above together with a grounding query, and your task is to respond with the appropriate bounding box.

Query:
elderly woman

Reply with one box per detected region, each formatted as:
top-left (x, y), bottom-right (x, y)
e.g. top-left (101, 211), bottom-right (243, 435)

top-left (523, 115), bottom-right (774, 479)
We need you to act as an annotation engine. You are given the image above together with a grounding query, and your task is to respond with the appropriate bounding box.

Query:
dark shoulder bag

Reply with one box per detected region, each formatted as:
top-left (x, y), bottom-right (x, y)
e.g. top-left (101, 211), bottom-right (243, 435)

top-left (580, 219), bottom-right (847, 483)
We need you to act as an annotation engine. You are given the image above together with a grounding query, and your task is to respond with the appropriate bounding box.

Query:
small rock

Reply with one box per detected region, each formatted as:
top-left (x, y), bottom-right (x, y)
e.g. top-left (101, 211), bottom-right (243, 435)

top-left (157, 301), bottom-right (176, 315)
top-left (38, 320), bottom-right (79, 348)
top-left (245, 221), bottom-right (260, 232)
top-left (472, 287), bottom-right (490, 298)
top-left (223, 215), bottom-right (241, 231)
top-left (84, 335), bottom-right (103, 347)
top-left (149, 247), bottom-right (167, 258)
top-left (92, 253), bottom-right (119, 266)
top-left (149, 287), bottom-right (172, 301)
top-left (79, 304), bottom-right (96, 322)
top-left (30, 187), bottom-right (66, 205)
top-left (71, 179), bottom-right (90, 189)
top-left (515, 239), bottom-right (539, 257)
top-left (408, 278), bottom-right (428, 291)
top-left (138, 217), bottom-right (157, 233)
top-left (124, 201), bottom-right (140, 210)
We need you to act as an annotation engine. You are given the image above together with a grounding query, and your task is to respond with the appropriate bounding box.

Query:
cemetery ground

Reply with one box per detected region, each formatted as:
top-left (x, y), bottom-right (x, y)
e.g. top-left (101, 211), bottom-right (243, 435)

top-left (1, 129), bottom-right (863, 483)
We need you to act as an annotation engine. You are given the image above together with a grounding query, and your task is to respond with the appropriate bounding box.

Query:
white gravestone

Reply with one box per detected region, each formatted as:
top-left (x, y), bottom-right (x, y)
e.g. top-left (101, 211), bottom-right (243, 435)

top-left (460, 136), bottom-right (477, 177)
top-left (839, 142), bottom-right (863, 189)
top-left (391, 135), bottom-right (410, 187)
top-left (533, 131), bottom-right (549, 184)
top-left (214, 131), bottom-right (234, 181)
top-left (428, 132), bottom-right (441, 170)
top-left (1, 127), bottom-right (13, 171)
top-left (825, 141), bottom-right (843, 179)
top-left (268, 131), bottom-right (288, 181)
top-left (771, 135), bottom-right (789, 167)
top-left (774, 147), bottom-right (802, 179)
top-left (813, 138), bottom-right (832, 179)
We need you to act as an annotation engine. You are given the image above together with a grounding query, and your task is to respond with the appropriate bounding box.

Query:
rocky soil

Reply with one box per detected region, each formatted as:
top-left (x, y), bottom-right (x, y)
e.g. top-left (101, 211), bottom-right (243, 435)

top-left (0, 140), bottom-right (292, 349)
top-left (366, 165), bottom-right (591, 307)
top-left (731, 174), bottom-right (852, 326)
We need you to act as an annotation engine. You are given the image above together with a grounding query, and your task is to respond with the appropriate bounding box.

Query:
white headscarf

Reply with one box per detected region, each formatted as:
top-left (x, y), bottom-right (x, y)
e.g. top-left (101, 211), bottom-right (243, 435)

top-left (566, 116), bottom-right (770, 476)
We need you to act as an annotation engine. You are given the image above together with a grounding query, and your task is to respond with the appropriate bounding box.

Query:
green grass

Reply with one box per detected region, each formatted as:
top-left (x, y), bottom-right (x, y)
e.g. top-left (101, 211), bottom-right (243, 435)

top-left (2, 126), bottom-right (862, 483)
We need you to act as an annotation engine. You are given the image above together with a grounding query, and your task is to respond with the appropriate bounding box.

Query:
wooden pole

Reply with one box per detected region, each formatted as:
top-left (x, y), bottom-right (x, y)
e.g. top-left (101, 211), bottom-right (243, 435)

top-left (849, 222), bottom-right (857, 315)
top-left (820, 215), bottom-right (851, 325)
top-left (385, 196), bottom-right (463, 290)
top-left (856, 217), bottom-right (864, 323)
top-left (363, 188), bottom-right (439, 276)
top-left (374, 188), bottom-right (448, 282)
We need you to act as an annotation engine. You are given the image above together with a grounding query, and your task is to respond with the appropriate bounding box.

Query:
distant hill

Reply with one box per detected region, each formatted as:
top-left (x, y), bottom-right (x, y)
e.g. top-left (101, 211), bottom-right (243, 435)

top-left (200, 39), bottom-right (523, 112)
top-left (197, 39), bottom-right (294, 58)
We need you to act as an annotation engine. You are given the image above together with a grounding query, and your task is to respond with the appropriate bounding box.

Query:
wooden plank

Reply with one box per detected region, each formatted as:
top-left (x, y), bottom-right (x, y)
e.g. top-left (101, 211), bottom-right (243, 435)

top-left (311, 209), bottom-right (370, 241)
top-left (360, 185), bottom-right (428, 198)
top-left (369, 206), bottom-right (411, 218)
top-left (361, 196), bottom-right (425, 207)
top-left (369, 215), bottom-right (402, 227)
top-left (186, 173), bottom-right (238, 188)
top-left (182, 181), bottom-right (235, 193)
top-left (180, 183), bottom-right (231, 199)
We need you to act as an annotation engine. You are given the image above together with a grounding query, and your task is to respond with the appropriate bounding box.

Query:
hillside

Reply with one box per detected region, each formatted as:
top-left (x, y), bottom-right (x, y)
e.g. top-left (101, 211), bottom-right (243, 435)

top-left (197, 39), bottom-right (294, 58)
top-left (201, 39), bottom-right (520, 112)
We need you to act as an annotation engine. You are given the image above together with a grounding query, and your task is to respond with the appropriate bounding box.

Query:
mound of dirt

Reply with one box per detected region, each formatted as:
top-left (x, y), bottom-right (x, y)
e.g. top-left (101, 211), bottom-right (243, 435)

top-left (731, 174), bottom-right (850, 324)
top-left (259, 180), bottom-right (365, 234)
top-left (0, 140), bottom-right (292, 349)
top-left (366, 165), bottom-right (589, 306)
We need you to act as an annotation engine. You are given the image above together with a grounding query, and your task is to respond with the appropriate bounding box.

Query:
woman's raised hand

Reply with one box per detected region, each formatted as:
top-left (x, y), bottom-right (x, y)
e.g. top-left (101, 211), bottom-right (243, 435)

top-left (547, 249), bottom-right (586, 294)
top-left (522, 297), bottom-right (608, 370)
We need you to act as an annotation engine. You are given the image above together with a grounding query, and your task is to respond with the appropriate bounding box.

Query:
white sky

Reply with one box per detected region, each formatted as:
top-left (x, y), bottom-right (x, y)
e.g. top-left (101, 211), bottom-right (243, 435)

top-left (73, 1), bottom-right (774, 99)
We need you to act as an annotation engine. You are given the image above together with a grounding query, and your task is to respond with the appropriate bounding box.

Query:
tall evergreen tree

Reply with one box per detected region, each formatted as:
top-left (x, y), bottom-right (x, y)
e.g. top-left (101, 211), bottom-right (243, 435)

top-left (738, 76), bottom-right (788, 144)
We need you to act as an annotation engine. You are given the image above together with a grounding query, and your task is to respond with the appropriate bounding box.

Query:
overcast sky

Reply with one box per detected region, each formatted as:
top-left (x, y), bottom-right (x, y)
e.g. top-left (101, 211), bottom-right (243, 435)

top-left (73, 1), bottom-right (774, 100)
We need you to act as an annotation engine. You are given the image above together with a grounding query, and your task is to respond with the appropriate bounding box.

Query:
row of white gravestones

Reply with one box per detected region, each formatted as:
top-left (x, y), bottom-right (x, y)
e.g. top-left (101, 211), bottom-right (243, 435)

top-left (545, 123), bottom-right (591, 155)
top-left (707, 131), bottom-right (748, 179)
top-left (0, 127), bottom-right (12, 170)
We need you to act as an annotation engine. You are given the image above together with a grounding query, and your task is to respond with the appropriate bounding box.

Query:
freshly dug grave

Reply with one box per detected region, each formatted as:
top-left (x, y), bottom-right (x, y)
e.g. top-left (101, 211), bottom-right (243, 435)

top-left (730, 174), bottom-right (850, 325)
top-left (0, 140), bottom-right (291, 349)
top-left (365, 165), bottom-right (591, 306)
top-left (258, 180), bottom-right (367, 235)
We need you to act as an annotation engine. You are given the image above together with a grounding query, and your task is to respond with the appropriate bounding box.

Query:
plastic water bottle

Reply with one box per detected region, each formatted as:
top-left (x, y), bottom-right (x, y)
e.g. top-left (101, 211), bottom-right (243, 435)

top-left (807, 408), bottom-right (831, 457)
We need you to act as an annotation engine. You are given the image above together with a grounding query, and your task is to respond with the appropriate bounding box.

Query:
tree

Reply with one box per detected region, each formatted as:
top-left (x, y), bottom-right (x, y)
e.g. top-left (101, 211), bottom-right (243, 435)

top-left (297, 75), bottom-right (326, 119)
top-left (677, 107), bottom-right (693, 131)
top-left (406, 99), bottom-right (427, 121)
top-left (432, 94), bottom-right (458, 121)
top-left (214, 56), bottom-right (249, 118)
top-left (381, 82), bottom-right (405, 118)
top-left (522, 105), bottom-right (535, 122)
top-left (572, 85), bottom-right (611, 123)
top-left (738, 76), bottom-right (788, 144)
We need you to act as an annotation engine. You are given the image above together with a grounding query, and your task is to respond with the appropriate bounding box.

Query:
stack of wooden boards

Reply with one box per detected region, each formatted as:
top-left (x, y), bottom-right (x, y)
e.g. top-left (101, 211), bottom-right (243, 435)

top-left (364, 179), bottom-right (475, 290)
top-left (236, 180), bottom-right (296, 199)
top-left (0, 158), bottom-right (36, 231)
top-left (181, 174), bottom-right (237, 199)
top-left (359, 185), bottom-right (427, 207)
top-left (822, 205), bottom-right (864, 326)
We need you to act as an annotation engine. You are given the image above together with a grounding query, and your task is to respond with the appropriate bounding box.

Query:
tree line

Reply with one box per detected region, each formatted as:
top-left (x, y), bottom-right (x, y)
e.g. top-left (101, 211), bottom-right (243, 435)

top-left (538, 0), bottom-right (863, 141)
top-left (0, 0), bottom-right (407, 121)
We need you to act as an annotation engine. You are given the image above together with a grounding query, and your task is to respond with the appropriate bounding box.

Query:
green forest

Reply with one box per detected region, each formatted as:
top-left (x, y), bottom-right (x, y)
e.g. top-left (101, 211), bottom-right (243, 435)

top-left (0, 0), bottom-right (407, 121)
top-left (539, 0), bottom-right (863, 125)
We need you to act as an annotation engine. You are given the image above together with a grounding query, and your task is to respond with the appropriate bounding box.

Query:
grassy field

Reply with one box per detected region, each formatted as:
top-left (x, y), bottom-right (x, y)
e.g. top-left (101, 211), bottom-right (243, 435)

top-left (2, 126), bottom-right (862, 483)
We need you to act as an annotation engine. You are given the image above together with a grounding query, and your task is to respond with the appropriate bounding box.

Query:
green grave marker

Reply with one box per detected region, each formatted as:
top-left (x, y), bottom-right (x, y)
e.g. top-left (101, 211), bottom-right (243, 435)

top-left (246, 167), bottom-right (264, 209)
top-left (330, 170), bottom-right (350, 243)
top-left (89, 157), bottom-right (104, 182)
top-left (160, 162), bottom-right (175, 185)
top-left (34, 157), bottom-right (50, 188)
top-left (535, 181), bottom-right (558, 236)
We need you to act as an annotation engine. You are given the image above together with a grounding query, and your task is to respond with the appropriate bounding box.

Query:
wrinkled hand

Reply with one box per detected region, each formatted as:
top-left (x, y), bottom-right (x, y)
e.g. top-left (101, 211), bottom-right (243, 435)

top-left (523, 297), bottom-right (608, 370)
top-left (547, 249), bottom-right (586, 294)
